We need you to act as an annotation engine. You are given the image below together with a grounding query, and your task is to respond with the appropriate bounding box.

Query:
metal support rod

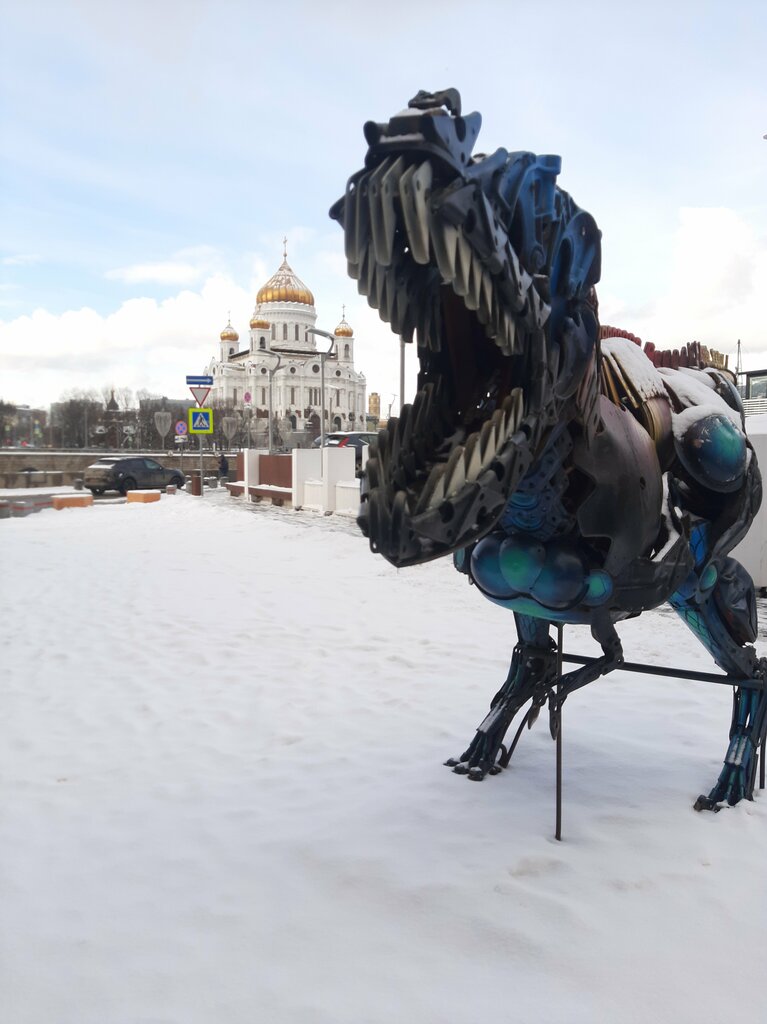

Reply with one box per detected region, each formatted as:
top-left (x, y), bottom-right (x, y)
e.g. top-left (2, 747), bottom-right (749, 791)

top-left (561, 653), bottom-right (765, 690)
top-left (761, 734), bottom-right (766, 791)
top-left (198, 434), bottom-right (204, 496)
top-left (555, 623), bottom-right (563, 842)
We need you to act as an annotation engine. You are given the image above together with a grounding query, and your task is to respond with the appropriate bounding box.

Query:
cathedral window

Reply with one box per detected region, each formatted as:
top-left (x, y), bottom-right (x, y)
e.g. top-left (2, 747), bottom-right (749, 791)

top-left (261, 388), bottom-right (266, 404)
top-left (344, 344), bottom-right (350, 359)
top-left (283, 323), bottom-right (288, 341)
top-left (294, 324), bottom-right (299, 341)
top-left (259, 339), bottom-right (266, 350)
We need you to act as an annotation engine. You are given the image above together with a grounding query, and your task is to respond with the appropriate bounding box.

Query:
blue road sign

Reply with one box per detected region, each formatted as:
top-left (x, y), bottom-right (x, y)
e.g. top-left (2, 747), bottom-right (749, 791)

top-left (188, 408), bottom-right (213, 434)
top-left (186, 375), bottom-right (213, 386)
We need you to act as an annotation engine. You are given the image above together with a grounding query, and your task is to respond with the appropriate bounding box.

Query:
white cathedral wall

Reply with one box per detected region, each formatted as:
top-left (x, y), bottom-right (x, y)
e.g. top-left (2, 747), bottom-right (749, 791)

top-left (207, 307), bottom-right (366, 431)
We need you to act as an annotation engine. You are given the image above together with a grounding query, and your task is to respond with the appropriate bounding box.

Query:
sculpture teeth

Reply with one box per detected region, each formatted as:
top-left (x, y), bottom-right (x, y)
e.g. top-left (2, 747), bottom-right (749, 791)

top-left (510, 387), bottom-right (524, 426)
top-left (378, 268), bottom-right (392, 324)
top-left (367, 158), bottom-right (395, 268)
top-left (444, 446), bottom-right (466, 498)
top-left (382, 156), bottom-right (406, 264)
top-left (356, 245), bottom-right (371, 298)
top-left (465, 253), bottom-right (483, 313)
top-left (454, 233), bottom-right (472, 299)
top-left (505, 314), bottom-right (518, 354)
top-left (418, 462), bottom-right (447, 511)
top-left (400, 161), bottom-right (432, 265)
top-left (354, 180), bottom-right (372, 268)
top-left (463, 432), bottom-right (483, 482)
top-left (478, 418), bottom-right (495, 468)
top-left (346, 172), bottom-right (371, 267)
top-left (431, 218), bottom-right (459, 283)
top-left (489, 412), bottom-right (502, 458)
top-left (365, 248), bottom-right (380, 307)
top-left (480, 270), bottom-right (494, 326)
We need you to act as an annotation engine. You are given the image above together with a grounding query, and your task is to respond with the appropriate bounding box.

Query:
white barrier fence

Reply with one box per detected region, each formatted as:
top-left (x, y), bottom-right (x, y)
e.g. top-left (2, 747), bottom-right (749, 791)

top-left (232, 446), bottom-right (362, 517)
top-left (292, 446), bottom-right (361, 516)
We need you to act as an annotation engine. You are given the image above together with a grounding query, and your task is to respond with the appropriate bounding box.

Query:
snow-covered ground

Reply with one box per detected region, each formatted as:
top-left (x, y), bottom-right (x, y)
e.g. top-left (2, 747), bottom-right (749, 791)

top-left (2, 490), bottom-right (766, 1024)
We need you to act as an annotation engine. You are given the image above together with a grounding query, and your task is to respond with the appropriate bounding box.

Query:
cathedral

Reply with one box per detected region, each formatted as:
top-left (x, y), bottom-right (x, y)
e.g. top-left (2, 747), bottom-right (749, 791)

top-left (205, 245), bottom-right (367, 437)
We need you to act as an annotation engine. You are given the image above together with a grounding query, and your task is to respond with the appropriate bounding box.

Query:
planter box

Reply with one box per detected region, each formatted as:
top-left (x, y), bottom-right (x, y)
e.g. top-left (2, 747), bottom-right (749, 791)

top-left (53, 494), bottom-right (94, 510)
top-left (126, 491), bottom-right (161, 504)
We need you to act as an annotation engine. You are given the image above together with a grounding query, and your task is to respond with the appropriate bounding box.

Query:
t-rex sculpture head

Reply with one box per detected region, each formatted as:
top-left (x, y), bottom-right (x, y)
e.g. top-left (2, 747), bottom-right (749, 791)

top-left (331, 89), bottom-right (602, 567)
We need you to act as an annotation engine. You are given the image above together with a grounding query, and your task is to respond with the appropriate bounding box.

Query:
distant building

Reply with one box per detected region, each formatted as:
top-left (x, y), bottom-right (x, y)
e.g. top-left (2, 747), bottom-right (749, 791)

top-left (3, 404), bottom-right (47, 447)
top-left (205, 245), bottom-right (366, 439)
top-left (738, 368), bottom-right (767, 418)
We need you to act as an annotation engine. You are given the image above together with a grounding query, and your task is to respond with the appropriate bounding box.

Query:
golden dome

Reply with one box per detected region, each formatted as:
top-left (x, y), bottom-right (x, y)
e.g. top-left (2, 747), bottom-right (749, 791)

top-left (256, 257), bottom-right (315, 306)
top-left (250, 315), bottom-right (270, 330)
top-left (220, 320), bottom-right (239, 342)
top-left (334, 316), bottom-right (353, 337)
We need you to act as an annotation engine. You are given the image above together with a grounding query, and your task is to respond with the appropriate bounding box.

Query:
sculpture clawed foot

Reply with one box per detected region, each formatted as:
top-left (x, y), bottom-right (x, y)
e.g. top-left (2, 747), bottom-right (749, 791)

top-left (445, 695), bottom-right (547, 779)
top-left (444, 723), bottom-right (508, 781)
top-left (445, 638), bottom-right (557, 781)
top-left (694, 743), bottom-right (759, 811)
top-left (694, 683), bottom-right (767, 811)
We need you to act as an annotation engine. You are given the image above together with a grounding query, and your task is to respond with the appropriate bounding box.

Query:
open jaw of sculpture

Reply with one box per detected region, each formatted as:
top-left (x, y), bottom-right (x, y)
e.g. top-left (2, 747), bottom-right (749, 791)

top-left (331, 89), bottom-right (767, 810)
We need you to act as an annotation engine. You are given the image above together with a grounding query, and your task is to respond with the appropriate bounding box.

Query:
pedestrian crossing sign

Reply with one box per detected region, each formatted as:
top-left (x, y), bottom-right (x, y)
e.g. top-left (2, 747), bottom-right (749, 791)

top-left (188, 408), bottom-right (214, 434)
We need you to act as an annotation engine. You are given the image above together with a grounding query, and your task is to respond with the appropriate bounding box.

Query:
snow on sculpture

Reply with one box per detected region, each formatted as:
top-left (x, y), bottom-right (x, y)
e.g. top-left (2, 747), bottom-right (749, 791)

top-left (330, 88), bottom-right (766, 810)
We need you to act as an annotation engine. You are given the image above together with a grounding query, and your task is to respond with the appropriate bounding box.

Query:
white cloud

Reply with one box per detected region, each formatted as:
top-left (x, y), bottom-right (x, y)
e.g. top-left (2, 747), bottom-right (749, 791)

top-left (600, 206), bottom-right (767, 371)
top-left (105, 262), bottom-right (204, 285)
top-left (0, 274), bottom-right (253, 405)
top-left (105, 246), bottom-right (224, 286)
top-left (2, 254), bottom-right (41, 266)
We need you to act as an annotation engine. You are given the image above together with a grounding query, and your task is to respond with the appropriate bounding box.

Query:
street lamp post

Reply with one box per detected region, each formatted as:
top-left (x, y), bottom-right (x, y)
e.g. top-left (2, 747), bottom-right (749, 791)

top-left (304, 328), bottom-right (338, 448)
top-left (258, 352), bottom-right (282, 455)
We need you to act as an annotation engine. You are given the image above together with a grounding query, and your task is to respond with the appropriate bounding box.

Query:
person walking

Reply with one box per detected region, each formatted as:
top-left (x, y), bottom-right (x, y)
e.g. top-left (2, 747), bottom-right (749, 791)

top-left (218, 452), bottom-right (229, 481)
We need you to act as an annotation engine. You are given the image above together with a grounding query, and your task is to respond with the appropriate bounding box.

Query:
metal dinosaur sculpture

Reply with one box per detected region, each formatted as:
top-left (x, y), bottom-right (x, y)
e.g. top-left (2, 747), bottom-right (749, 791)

top-left (330, 88), bottom-right (766, 810)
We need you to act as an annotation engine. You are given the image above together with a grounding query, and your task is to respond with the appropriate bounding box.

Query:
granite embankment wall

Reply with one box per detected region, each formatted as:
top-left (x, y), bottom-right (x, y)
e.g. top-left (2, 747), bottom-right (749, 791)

top-left (0, 450), bottom-right (220, 487)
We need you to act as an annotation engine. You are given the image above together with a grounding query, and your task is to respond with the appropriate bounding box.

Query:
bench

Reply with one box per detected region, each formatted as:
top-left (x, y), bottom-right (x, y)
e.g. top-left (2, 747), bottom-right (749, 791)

top-left (247, 484), bottom-right (292, 507)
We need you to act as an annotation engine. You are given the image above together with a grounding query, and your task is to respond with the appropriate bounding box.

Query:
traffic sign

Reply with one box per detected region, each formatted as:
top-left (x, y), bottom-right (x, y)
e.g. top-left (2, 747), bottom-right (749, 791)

top-left (189, 386), bottom-right (211, 406)
top-left (175, 420), bottom-right (188, 435)
top-left (188, 408), bottom-right (214, 434)
top-left (186, 375), bottom-right (213, 386)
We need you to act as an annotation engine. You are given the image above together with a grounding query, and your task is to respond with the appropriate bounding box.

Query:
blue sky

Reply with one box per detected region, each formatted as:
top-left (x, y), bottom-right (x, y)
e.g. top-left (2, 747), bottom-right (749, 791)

top-left (2, 0), bottom-right (767, 408)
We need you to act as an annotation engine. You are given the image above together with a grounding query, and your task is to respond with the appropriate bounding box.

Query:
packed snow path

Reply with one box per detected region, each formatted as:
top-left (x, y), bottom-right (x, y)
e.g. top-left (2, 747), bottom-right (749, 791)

top-left (2, 491), bottom-right (766, 1024)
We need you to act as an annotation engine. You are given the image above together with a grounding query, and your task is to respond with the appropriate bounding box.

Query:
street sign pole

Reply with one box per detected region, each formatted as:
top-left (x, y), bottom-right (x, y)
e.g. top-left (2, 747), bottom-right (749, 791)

top-left (186, 376), bottom-right (213, 493)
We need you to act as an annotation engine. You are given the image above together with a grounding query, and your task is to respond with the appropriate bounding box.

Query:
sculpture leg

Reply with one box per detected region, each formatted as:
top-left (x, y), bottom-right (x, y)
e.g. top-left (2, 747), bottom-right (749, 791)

top-left (446, 614), bottom-right (557, 780)
top-left (670, 556), bottom-right (767, 808)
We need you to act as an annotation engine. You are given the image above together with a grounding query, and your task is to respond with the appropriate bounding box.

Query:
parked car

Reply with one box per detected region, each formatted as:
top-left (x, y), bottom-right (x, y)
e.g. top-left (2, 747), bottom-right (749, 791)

top-left (320, 432), bottom-right (379, 467)
top-left (83, 457), bottom-right (185, 496)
